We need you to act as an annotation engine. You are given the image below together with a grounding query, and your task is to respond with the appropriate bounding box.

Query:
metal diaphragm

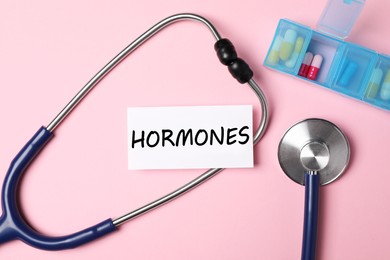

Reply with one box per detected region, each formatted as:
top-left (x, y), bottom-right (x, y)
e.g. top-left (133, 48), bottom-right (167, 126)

top-left (278, 118), bottom-right (350, 186)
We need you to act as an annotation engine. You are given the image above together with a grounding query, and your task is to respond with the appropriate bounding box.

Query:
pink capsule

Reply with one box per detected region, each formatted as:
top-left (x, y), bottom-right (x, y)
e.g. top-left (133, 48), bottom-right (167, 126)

top-left (307, 54), bottom-right (323, 80)
top-left (298, 52), bottom-right (314, 77)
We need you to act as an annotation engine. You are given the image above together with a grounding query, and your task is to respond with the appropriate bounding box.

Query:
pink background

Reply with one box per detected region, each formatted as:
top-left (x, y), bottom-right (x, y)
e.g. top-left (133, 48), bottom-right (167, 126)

top-left (1, 0), bottom-right (390, 259)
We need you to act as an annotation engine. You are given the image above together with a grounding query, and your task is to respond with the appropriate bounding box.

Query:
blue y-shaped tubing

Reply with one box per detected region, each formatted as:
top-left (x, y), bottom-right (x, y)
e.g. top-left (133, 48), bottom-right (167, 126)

top-left (0, 127), bottom-right (116, 250)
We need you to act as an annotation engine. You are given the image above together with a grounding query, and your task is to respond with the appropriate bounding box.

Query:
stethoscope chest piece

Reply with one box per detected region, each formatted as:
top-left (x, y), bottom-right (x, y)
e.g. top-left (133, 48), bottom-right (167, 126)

top-left (278, 118), bottom-right (350, 186)
top-left (278, 118), bottom-right (350, 260)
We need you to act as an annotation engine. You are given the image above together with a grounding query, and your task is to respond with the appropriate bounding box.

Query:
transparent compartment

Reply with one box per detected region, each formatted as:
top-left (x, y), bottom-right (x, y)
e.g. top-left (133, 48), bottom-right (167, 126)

top-left (300, 31), bottom-right (344, 86)
top-left (363, 54), bottom-right (390, 110)
top-left (317, 0), bottom-right (366, 39)
top-left (332, 44), bottom-right (377, 98)
top-left (264, 19), bottom-right (312, 75)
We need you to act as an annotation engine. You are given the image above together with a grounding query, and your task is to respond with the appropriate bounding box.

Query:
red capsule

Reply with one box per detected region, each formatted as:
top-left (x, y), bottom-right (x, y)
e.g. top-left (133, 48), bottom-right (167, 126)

top-left (307, 54), bottom-right (323, 80)
top-left (298, 52), bottom-right (313, 77)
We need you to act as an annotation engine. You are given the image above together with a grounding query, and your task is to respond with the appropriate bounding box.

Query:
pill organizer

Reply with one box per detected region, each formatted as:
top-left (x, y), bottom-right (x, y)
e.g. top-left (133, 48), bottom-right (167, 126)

top-left (264, 0), bottom-right (390, 111)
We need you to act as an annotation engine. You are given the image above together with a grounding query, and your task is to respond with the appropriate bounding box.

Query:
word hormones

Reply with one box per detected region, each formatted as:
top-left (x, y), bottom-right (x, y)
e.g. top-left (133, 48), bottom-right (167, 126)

top-left (130, 126), bottom-right (250, 148)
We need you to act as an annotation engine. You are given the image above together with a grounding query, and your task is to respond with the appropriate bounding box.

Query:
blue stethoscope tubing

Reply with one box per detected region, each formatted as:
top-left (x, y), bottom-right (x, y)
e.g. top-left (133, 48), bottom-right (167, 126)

top-left (0, 13), bottom-right (269, 250)
top-left (302, 173), bottom-right (320, 260)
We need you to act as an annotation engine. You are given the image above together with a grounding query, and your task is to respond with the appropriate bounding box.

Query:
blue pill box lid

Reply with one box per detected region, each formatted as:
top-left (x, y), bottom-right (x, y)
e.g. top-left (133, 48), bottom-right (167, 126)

top-left (317, 0), bottom-right (365, 39)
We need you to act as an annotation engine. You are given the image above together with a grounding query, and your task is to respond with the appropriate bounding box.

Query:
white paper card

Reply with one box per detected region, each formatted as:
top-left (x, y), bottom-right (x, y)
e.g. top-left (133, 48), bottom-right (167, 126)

top-left (127, 105), bottom-right (253, 170)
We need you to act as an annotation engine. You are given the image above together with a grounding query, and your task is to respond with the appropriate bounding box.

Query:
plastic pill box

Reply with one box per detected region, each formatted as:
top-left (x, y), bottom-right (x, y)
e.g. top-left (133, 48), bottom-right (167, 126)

top-left (264, 0), bottom-right (390, 111)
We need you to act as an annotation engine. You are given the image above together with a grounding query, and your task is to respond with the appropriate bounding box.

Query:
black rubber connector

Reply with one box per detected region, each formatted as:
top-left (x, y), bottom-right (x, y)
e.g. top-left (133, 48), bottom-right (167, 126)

top-left (214, 39), bottom-right (237, 65)
top-left (214, 38), bottom-right (253, 84)
top-left (228, 58), bottom-right (253, 84)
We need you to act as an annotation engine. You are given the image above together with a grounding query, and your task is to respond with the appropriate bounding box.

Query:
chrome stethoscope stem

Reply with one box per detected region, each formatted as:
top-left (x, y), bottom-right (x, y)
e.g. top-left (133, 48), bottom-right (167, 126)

top-left (45, 13), bottom-right (268, 228)
top-left (248, 78), bottom-right (268, 144)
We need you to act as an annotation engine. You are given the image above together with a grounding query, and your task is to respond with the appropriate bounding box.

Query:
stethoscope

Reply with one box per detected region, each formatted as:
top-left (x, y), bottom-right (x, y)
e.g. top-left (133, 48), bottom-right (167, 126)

top-left (0, 13), bottom-right (353, 257)
top-left (0, 13), bottom-right (269, 250)
top-left (278, 118), bottom-right (350, 260)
